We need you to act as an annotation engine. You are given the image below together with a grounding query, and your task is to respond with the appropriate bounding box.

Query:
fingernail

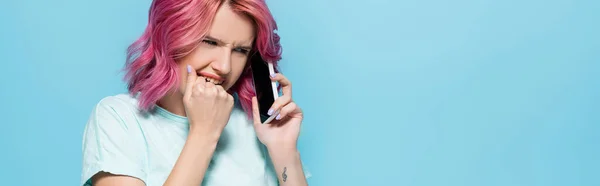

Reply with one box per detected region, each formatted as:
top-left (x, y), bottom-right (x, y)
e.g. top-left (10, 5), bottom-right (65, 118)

top-left (276, 114), bottom-right (281, 120)
top-left (187, 65), bottom-right (192, 73)
top-left (268, 108), bottom-right (274, 115)
top-left (270, 73), bottom-right (276, 78)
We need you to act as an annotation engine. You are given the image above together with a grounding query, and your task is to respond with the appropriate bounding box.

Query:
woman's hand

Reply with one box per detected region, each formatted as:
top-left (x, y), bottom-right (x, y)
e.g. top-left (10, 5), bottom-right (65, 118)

top-left (252, 73), bottom-right (303, 151)
top-left (252, 73), bottom-right (308, 186)
top-left (183, 65), bottom-right (234, 139)
top-left (164, 66), bottom-right (234, 186)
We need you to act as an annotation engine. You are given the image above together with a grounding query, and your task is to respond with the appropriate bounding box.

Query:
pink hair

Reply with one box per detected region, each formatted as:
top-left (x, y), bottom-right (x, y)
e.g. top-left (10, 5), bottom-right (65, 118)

top-left (123, 0), bottom-right (282, 118)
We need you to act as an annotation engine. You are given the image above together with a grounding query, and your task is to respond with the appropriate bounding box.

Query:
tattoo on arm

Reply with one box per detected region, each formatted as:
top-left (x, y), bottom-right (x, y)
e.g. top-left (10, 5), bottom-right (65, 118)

top-left (282, 167), bottom-right (288, 182)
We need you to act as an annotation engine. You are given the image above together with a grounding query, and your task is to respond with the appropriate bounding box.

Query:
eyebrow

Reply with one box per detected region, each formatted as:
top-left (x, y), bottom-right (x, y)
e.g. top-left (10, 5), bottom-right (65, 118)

top-left (205, 35), bottom-right (253, 50)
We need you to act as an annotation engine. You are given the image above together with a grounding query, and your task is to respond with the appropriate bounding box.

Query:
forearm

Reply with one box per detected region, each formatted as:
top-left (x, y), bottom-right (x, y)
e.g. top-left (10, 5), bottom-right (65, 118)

top-left (164, 129), bottom-right (219, 186)
top-left (268, 147), bottom-right (308, 186)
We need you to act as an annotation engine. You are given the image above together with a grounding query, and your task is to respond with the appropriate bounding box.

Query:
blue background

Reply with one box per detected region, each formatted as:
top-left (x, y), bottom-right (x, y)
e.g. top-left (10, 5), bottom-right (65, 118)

top-left (1, 0), bottom-right (598, 185)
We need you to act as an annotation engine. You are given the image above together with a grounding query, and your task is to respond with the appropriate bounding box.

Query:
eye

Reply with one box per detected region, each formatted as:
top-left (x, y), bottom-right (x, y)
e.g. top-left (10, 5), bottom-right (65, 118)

top-left (233, 48), bottom-right (250, 55)
top-left (202, 39), bottom-right (218, 46)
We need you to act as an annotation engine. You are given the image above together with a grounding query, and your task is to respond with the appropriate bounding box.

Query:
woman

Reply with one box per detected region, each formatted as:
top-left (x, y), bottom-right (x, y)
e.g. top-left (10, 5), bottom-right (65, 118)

top-left (81, 0), bottom-right (310, 185)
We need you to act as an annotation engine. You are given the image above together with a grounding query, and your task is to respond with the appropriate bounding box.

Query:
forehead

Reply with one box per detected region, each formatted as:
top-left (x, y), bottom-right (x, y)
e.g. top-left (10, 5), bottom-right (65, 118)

top-left (208, 4), bottom-right (255, 46)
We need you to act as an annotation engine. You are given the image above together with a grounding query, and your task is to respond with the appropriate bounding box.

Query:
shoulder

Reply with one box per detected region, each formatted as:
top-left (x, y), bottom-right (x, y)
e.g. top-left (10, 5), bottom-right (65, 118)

top-left (82, 92), bottom-right (148, 147)
top-left (81, 93), bottom-right (149, 185)
top-left (93, 93), bottom-right (144, 119)
top-left (95, 93), bottom-right (141, 112)
top-left (85, 93), bottom-right (146, 133)
top-left (82, 93), bottom-right (148, 153)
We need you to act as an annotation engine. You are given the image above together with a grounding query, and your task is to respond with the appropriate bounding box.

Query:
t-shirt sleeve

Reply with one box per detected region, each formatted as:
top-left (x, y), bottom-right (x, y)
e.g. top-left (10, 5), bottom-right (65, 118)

top-left (80, 97), bottom-right (148, 186)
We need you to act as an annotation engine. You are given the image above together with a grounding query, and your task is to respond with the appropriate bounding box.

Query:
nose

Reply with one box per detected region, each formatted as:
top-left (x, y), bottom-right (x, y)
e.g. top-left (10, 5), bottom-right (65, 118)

top-left (211, 48), bottom-right (232, 75)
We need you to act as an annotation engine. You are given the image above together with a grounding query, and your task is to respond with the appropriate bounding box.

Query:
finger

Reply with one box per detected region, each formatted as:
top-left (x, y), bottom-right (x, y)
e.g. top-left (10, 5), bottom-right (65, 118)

top-left (270, 73), bottom-right (292, 97)
top-left (268, 95), bottom-right (291, 117)
top-left (202, 78), bottom-right (217, 96)
top-left (193, 77), bottom-right (206, 96)
top-left (275, 102), bottom-right (297, 121)
top-left (252, 96), bottom-right (262, 125)
top-left (184, 64), bottom-right (197, 99)
top-left (226, 92), bottom-right (234, 103)
top-left (215, 84), bottom-right (227, 99)
top-left (196, 77), bottom-right (205, 85)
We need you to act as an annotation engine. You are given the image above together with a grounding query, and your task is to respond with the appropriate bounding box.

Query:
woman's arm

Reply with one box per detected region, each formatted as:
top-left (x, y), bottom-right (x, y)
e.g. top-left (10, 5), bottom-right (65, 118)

top-left (160, 64), bottom-right (234, 185)
top-left (269, 147), bottom-right (308, 186)
top-left (162, 129), bottom-right (220, 186)
top-left (251, 73), bottom-right (310, 186)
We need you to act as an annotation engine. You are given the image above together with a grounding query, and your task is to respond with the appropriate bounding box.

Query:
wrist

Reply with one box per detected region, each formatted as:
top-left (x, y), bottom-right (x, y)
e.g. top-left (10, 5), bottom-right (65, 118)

top-left (267, 145), bottom-right (299, 158)
top-left (265, 139), bottom-right (298, 152)
top-left (188, 124), bottom-right (222, 144)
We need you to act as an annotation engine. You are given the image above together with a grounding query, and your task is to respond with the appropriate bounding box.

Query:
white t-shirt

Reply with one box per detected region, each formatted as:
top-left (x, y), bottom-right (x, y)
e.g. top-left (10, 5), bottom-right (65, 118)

top-left (81, 93), bottom-right (310, 186)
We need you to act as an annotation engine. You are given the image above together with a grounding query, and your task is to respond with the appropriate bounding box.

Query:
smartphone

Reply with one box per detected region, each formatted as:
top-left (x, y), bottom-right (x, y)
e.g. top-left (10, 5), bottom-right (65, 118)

top-left (251, 53), bottom-right (279, 124)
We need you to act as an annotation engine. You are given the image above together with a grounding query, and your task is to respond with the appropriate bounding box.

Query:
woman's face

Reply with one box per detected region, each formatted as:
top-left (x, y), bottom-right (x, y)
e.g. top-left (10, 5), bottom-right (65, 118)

top-left (178, 4), bottom-right (255, 94)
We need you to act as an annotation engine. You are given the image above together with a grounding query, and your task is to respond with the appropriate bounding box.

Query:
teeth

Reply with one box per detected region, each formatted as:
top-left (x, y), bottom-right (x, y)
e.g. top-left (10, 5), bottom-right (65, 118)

top-left (201, 76), bottom-right (223, 85)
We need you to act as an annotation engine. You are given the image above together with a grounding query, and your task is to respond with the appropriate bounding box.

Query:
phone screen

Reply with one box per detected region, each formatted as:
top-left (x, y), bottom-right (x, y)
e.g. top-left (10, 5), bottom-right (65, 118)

top-left (250, 53), bottom-right (276, 123)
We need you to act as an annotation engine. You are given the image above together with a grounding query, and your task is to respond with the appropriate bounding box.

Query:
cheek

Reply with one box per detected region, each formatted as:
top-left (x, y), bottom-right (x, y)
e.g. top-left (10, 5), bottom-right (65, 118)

top-left (175, 48), bottom-right (213, 93)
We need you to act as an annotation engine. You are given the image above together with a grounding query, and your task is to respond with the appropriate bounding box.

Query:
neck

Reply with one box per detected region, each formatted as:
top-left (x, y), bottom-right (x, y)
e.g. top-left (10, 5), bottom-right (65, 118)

top-left (157, 91), bottom-right (187, 117)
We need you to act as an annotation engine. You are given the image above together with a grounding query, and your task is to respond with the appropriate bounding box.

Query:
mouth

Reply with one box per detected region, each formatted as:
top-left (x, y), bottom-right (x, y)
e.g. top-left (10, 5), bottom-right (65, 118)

top-left (198, 72), bottom-right (225, 85)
